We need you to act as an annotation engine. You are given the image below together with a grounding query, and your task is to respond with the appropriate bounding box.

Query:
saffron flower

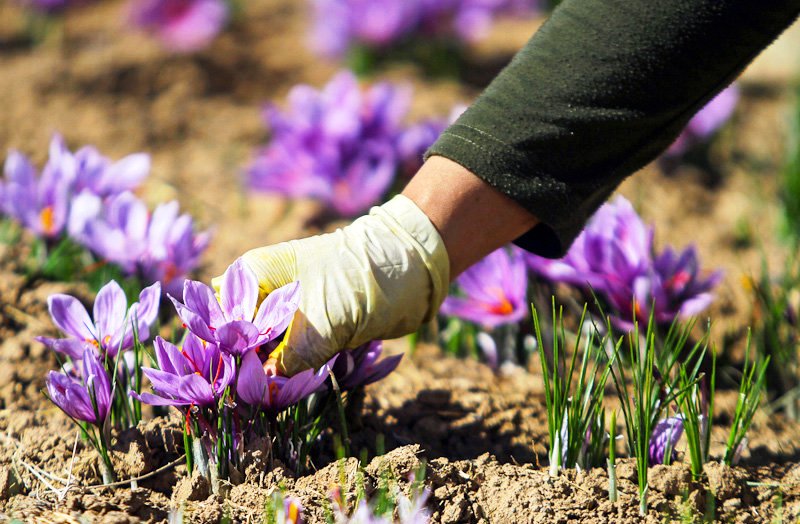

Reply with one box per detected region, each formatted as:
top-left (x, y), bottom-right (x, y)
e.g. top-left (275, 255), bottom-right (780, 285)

top-left (75, 192), bottom-right (211, 294)
top-left (665, 85), bottom-right (739, 158)
top-left (247, 71), bottom-right (410, 216)
top-left (649, 416), bottom-right (684, 465)
top-left (440, 246), bottom-right (528, 329)
top-left (170, 259), bottom-right (300, 356)
top-left (0, 141), bottom-right (75, 239)
top-left (46, 348), bottom-right (112, 425)
top-left (16, 0), bottom-right (92, 13)
top-left (1, 134), bottom-right (151, 239)
top-left (526, 196), bottom-right (722, 328)
top-left (72, 144), bottom-right (150, 198)
top-left (310, 0), bottom-right (540, 58)
top-left (237, 350), bottom-right (331, 412)
top-left (133, 335), bottom-right (235, 407)
top-left (331, 341), bottom-right (403, 390)
top-left (37, 280), bottom-right (161, 359)
top-left (129, 0), bottom-right (229, 53)
top-left (309, 0), bottom-right (421, 58)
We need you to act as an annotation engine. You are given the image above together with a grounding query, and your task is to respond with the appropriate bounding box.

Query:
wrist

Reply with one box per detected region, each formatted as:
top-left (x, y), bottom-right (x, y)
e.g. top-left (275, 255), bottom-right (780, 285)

top-left (402, 155), bottom-right (538, 277)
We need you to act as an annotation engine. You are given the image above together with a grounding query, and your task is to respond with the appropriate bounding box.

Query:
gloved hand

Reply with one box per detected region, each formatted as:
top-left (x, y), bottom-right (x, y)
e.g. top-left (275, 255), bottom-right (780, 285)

top-left (214, 195), bottom-right (450, 376)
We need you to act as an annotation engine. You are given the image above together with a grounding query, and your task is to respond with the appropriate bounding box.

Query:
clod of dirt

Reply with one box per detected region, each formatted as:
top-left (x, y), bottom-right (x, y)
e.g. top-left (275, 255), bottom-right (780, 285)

top-left (0, 466), bottom-right (20, 501)
top-left (704, 462), bottom-right (748, 501)
top-left (364, 445), bottom-right (422, 480)
top-left (172, 470), bottom-right (211, 503)
top-left (648, 464), bottom-right (691, 497)
top-left (112, 429), bottom-right (153, 480)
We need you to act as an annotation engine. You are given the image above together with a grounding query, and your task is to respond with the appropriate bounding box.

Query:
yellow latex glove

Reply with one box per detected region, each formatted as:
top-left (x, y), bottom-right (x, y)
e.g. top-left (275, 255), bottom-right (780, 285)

top-left (214, 195), bottom-right (450, 376)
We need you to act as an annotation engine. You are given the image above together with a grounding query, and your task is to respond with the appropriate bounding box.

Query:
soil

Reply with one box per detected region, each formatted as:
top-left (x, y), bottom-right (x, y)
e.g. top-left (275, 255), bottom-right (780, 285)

top-left (1, 1), bottom-right (800, 522)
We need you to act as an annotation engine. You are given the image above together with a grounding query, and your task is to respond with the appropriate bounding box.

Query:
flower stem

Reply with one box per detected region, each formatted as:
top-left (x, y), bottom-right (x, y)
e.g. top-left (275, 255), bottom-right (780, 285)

top-left (192, 437), bottom-right (210, 482)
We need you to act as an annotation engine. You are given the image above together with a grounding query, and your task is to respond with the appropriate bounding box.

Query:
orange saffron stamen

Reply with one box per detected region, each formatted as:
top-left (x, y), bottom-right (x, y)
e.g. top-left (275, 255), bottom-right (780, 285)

top-left (288, 502), bottom-right (299, 523)
top-left (40, 206), bottom-right (55, 234)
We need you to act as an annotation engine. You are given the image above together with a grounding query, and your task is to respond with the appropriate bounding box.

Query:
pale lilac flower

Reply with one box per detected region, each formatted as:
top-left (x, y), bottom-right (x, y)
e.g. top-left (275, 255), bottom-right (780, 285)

top-left (310, 0), bottom-right (540, 58)
top-left (440, 246), bottom-right (528, 329)
top-left (37, 280), bottom-right (161, 359)
top-left (1, 134), bottom-right (151, 240)
top-left (46, 348), bottom-right (112, 425)
top-left (526, 196), bottom-right (722, 329)
top-left (331, 341), bottom-right (402, 390)
top-left (665, 85), bottom-right (739, 158)
top-left (247, 71), bottom-right (410, 216)
top-left (1, 136), bottom-right (76, 238)
top-left (129, 0), bottom-right (229, 53)
top-left (132, 335), bottom-right (235, 407)
top-left (76, 192), bottom-right (211, 294)
top-left (16, 0), bottom-right (92, 14)
top-left (649, 416), bottom-right (684, 465)
top-left (72, 145), bottom-right (150, 198)
top-left (170, 259), bottom-right (299, 356)
top-left (237, 350), bottom-right (331, 412)
top-left (280, 496), bottom-right (303, 524)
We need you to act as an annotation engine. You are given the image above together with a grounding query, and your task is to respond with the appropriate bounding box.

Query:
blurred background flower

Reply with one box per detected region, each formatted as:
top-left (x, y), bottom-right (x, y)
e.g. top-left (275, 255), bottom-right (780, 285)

top-left (129, 0), bottom-right (229, 52)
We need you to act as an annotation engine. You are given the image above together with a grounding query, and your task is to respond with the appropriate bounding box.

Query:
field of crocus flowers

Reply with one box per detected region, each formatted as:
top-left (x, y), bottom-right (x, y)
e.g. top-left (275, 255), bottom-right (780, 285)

top-left (1, 1), bottom-right (800, 523)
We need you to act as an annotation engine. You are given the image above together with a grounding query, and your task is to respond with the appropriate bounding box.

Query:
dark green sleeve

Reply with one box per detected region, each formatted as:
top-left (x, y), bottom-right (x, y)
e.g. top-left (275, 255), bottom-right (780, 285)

top-left (426, 0), bottom-right (800, 257)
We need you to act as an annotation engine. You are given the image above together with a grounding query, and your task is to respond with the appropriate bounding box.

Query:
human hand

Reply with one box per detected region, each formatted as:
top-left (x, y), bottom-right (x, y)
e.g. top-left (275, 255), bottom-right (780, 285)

top-left (213, 195), bottom-right (450, 376)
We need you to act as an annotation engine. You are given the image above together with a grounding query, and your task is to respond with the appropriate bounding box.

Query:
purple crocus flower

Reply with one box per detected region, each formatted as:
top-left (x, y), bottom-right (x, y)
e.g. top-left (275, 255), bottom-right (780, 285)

top-left (281, 496), bottom-right (303, 524)
top-left (1, 136), bottom-right (76, 239)
top-left (72, 145), bottom-right (150, 198)
top-left (440, 246), bottom-right (528, 329)
top-left (37, 280), bottom-right (161, 359)
top-left (132, 335), bottom-right (235, 407)
top-left (129, 0), bottom-right (229, 53)
top-left (331, 341), bottom-right (402, 390)
top-left (237, 349), bottom-right (331, 412)
top-left (526, 196), bottom-right (722, 329)
top-left (46, 348), bottom-right (112, 425)
top-left (75, 192), bottom-right (211, 294)
top-left (16, 0), bottom-right (93, 14)
top-left (169, 259), bottom-right (300, 356)
top-left (309, 0), bottom-right (421, 57)
top-left (665, 85), bottom-right (739, 158)
top-left (1, 134), bottom-right (151, 240)
top-left (247, 71), bottom-right (410, 216)
top-left (649, 416), bottom-right (684, 465)
top-left (310, 0), bottom-right (540, 58)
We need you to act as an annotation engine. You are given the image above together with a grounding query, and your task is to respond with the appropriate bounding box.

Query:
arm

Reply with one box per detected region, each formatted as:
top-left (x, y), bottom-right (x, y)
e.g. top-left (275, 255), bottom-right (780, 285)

top-left (429, 0), bottom-right (799, 256)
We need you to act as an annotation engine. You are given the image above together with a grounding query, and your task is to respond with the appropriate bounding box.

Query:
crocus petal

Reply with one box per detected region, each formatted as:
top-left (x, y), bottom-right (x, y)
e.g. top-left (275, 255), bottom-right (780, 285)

top-left (215, 321), bottom-right (261, 355)
top-left (102, 153), bottom-right (150, 193)
top-left (142, 367), bottom-right (183, 398)
top-left (131, 281), bottom-right (161, 340)
top-left (219, 259), bottom-right (259, 322)
top-left (46, 371), bottom-right (96, 423)
top-left (274, 367), bottom-right (326, 410)
top-left (36, 336), bottom-right (92, 360)
top-left (93, 280), bottom-right (129, 345)
top-left (48, 294), bottom-right (96, 341)
top-left (182, 280), bottom-right (225, 326)
top-left (131, 391), bottom-right (193, 406)
top-left (178, 373), bottom-right (216, 406)
top-left (253, 281), bottom-right (301, 343)
top-left (168, 294), bottom-right (216, 342)
top-left (82, 349), bottom-right (112, 421)
top-left (153, 336), bottom-right (191, 376)
top-left (236, 349), bottom-right (270, 407)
